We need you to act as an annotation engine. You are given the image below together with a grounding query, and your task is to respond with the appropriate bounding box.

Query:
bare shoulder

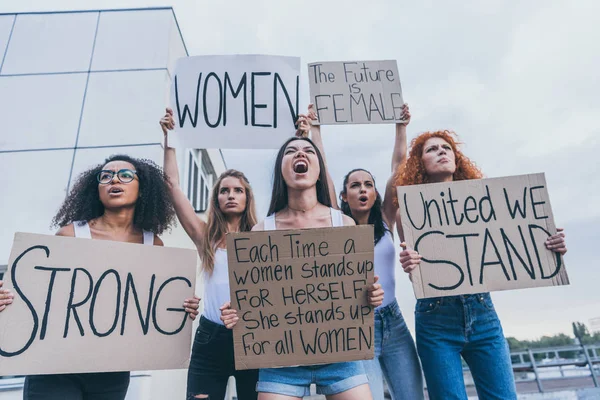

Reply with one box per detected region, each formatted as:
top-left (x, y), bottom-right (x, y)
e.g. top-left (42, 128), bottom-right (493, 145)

top-left (153, 235), bottom-right (164, 246)
top-left (252, 221), bottom-right (265, 231)
top-left (342, 214), bottom-right (356, 227)
top-left (55, 224), bottom-right (75, 237)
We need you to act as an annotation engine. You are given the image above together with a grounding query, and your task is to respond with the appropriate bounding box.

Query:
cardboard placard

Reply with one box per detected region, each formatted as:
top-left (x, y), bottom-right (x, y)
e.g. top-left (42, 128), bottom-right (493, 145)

top-left (170, 54), bottom-right (300, 149)
top-left (227, 226), bottom-right (375, 370)
top-left (0, 233), bottom-right (197, 376)
top-left (307, 60), bottom-right (404, 125)
top-left (397, 173), bottom-right (569, 299)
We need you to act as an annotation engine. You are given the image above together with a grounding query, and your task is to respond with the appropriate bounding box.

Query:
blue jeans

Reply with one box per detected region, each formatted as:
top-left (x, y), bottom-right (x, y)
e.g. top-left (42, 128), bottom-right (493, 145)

top-left (415, 293), bottom-right (517, 400)
top-left (363, 299), bottom-right (424, 400)
top-left (258, 362), bottom-right (368, 396)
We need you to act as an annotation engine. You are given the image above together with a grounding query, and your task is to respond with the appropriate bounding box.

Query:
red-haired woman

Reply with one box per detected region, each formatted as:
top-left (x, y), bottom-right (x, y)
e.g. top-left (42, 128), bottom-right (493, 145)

top-left (396, 130), bottom-right (567, 400)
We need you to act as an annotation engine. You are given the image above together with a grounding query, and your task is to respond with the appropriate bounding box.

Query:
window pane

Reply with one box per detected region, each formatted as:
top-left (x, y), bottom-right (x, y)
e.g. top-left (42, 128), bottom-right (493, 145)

top-left (0, 14), bottom-right (15, 71)
top-left (77, 70), bottom-right (169, 147)
top-left (203, 184), bottom-right (209, 212)
top-left (187, 152), bottom-right (193, 200)
top-left (167, 17), bottom-right (187, 75)
top-left (200, 176), bottom-right (205, 210)
top-left (0, 149), bottom-right (73, 264)
top-left (1, 13), bottom-right (98, 75)
top-left (192, 163), bottom-right (198, 209)
top-left (0, 74), bottom-right (87, 151)
top-left (91, 10), bottom-right (173, 71)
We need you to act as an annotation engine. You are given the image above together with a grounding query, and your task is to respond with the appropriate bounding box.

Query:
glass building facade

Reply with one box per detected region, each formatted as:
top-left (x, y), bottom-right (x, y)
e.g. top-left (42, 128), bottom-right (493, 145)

top-left (0, 7), bottom-right (227, 399)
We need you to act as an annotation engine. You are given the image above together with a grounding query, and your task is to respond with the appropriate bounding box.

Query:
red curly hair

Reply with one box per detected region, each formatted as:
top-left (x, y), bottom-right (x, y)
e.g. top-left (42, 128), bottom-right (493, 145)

top-left (395, 130), bottom-right (483, 189)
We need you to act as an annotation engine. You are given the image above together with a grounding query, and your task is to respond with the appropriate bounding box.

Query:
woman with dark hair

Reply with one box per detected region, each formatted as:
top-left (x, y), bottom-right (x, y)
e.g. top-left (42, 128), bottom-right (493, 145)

top-left (0, 153), bottom-right (200, 399)
top-left (302, 105), bottom-right (424, 400)
top-left (221, 133), bottom-right (384, 399)
top-left (160, 108), bottom-right (259, 400)
top-left (396, 130), bottom-right (567, 400)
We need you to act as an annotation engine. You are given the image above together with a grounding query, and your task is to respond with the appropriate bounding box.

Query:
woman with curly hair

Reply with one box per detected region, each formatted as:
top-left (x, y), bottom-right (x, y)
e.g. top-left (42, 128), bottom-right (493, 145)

top-left (297, 104), bottom-right (424, 400)
top-left (396, 131), bottom-right (567, 400)
top-left (0, 153), bottom-right (200, 399)
top-left (160, 108), bottom-right (259, 400)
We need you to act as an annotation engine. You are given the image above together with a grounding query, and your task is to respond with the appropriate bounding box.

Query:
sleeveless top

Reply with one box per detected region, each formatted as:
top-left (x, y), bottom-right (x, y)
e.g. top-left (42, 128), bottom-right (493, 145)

top-left (263, 207), bottom-right (344, 230)
top-left (73, 220), bottom-right (154, 245)
top-left (202, 248), bottom-right (230, 325)
top-left (204, 209), bottom-right (344, 325)
top-left (374, 223), bottom-right (396, 309)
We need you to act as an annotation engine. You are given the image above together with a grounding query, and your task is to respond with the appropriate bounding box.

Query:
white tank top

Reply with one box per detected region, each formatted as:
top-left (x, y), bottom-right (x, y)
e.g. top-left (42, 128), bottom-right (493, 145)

top-left (205, 209), bottom-right (343, 325)
top-left (73, 220), bottom-right (154, 245)
top-left (374, 224), bottom-right (396, 309)
top-left (202, 248), bottom-right (230, 325)
top-left (263, 207), bottom-right (344, 230)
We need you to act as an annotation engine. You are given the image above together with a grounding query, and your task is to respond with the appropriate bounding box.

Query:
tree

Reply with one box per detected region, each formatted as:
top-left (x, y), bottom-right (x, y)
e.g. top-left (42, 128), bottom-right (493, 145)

top-left (573, 321), bottom-right (590, 345)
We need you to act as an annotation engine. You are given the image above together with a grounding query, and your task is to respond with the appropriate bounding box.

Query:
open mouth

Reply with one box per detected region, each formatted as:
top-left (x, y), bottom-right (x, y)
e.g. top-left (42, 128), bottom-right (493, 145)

top-left (359, 195), bottom-right (369, 203)
top-left (293, 160), bottom-right (308, 174)
top-left (109, 187), bottom-right (124, 194)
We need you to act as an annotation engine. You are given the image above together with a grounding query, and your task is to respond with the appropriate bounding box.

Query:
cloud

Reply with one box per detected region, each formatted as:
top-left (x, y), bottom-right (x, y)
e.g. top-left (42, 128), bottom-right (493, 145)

top-left (7, 0), bottom-right (598, 340)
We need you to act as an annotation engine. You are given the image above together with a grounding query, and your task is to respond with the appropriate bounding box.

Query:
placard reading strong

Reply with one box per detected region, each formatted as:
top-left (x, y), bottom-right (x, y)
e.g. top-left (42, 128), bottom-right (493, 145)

top-left (397, 173), bottom-right (569, 299)
top-left (0, 233), bottom-right (197, 376)
top-left (227, 226), bottom-right (375, 370)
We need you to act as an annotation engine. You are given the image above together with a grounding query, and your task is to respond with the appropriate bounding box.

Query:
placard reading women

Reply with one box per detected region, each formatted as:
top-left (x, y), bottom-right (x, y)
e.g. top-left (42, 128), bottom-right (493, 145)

top-left (397, 173), bottom-right (569, 299)
top-left (0, 233), bottom-right (197, 376)
top-left (170, 54), bottom-right (300, 149)
top-left (308, 60), bottom-right (404, 125)
top-left (227, 226), bottom-right (375, 370)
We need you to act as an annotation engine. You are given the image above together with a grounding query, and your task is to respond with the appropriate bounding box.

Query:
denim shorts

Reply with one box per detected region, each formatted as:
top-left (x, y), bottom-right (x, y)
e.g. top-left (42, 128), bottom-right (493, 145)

top-left (257, 362), bottom-right (368, 396)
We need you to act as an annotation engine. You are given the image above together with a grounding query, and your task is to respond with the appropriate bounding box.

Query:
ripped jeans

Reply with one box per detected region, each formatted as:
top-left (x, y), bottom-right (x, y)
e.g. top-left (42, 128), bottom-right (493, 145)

top-left (186, 316), bottom-right (258, 400)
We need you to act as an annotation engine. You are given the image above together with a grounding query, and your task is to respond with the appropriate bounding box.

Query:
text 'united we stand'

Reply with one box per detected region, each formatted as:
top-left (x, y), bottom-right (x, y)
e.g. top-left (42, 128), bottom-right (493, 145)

top-left (397, 173), bottom-right (569, 299)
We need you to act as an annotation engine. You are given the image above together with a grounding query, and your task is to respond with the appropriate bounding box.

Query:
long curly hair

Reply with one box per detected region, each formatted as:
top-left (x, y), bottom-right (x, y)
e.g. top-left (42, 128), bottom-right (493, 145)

top-left (340, 169), bottom-right (388, 245)
top-left (395, 130), bottom-right (483, 188)
top-left (52, 154), bottom-right (176, 234)
top-left (201, 169), bottom-right (257, 274)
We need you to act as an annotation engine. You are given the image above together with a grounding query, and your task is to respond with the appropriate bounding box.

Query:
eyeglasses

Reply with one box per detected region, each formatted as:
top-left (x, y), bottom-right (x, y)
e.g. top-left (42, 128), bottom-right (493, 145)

top-left (97, 169), bottom-right (138, 184)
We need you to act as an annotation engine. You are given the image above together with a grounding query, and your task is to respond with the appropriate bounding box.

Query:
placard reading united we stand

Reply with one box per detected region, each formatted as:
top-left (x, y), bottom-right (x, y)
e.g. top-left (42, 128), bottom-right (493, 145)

top-left (227, 226), bottom-right (375, 370)
top-left (397, 173), bottom-right (569, 299)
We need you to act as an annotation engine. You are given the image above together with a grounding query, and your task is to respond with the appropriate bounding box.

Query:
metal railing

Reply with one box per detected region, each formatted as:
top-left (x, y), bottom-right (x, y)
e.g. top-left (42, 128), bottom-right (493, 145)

top-left (499, 344), bottom-right (600, 393)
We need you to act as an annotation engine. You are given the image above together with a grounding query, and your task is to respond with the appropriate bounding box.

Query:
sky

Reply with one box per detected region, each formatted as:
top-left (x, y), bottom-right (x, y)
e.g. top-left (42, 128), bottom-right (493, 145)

top-left (2, 0), bottom-right (599, 341)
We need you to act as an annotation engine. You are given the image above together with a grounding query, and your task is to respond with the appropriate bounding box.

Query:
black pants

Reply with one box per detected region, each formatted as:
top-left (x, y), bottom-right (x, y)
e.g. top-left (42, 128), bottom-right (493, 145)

top-left (23, 372), bottom-right (130, 400)
top-left (187, 316), bottom-right (258, 400)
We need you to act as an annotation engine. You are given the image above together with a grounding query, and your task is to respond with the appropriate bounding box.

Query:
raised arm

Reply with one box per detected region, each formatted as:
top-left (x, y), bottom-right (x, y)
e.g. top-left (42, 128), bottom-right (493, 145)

top-left (296, 104), bottom-right (339, 209)
top-left (382, 104), bottom-right (410, 234)
top-left (160, 108), bottom-right (207, 246)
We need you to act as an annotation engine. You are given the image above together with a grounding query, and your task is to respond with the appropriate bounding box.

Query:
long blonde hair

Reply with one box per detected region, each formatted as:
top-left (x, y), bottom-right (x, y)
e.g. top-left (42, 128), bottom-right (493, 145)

top-left (200, 169), bottom-right (257, 274)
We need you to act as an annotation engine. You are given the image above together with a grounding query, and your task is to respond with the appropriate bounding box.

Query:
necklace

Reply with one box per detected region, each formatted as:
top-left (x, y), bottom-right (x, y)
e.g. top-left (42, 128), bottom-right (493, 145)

top-left (287, 202), bottom-right (318, 213)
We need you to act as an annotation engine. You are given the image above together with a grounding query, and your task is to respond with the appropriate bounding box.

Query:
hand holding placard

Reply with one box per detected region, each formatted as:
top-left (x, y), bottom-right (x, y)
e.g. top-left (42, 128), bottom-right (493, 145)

top-left (227, 226), bottom-right (375, 370)
top-left (308, 60), bottom-right (404, 125)
top-left (397, 173), bottom-right (569, 299)
top-left (0, 233), bottom-right (197, 376)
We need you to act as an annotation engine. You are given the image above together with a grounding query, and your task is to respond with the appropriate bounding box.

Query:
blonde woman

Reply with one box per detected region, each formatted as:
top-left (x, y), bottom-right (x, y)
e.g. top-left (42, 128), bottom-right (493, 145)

top-left (160, 108), bottom-right (259, 400)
